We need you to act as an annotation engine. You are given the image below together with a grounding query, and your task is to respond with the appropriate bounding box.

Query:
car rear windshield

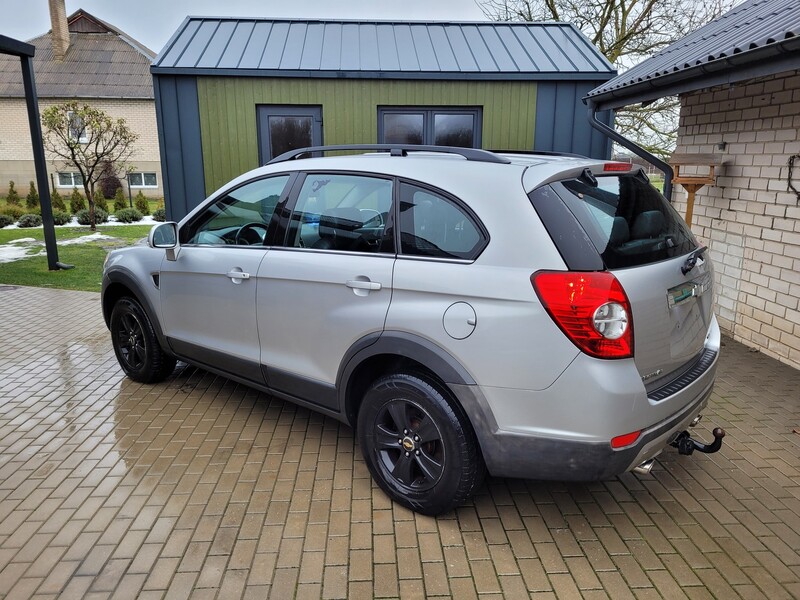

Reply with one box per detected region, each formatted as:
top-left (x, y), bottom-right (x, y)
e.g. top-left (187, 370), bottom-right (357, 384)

top-left (550, 174), bottom-right (698, 269)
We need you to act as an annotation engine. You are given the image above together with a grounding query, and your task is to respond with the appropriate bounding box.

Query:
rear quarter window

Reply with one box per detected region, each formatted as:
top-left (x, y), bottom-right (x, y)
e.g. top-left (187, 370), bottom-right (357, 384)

top-left (551, 175), bottom-right (698, 269)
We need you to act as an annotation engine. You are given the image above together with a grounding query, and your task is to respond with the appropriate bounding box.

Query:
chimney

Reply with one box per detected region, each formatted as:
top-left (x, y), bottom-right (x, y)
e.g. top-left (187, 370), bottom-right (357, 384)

top-left (49, 0), bottom-right (70, 61)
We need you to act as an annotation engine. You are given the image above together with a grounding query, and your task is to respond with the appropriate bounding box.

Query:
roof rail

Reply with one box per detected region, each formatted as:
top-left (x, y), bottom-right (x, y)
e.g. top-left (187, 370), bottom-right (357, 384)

top-left (267, 144), bottom-right (512, 165)
top-left (492, 149), bottom-right (588, 159)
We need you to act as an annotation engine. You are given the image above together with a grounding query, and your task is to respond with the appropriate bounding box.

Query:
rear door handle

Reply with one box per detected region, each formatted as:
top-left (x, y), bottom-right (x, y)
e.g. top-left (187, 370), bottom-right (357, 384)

top-left (346, 279), bottom-right (381, 291)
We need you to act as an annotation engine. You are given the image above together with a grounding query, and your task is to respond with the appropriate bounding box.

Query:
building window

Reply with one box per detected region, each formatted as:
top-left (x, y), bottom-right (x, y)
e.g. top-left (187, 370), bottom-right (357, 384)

top-left (378, 108), bottom-right (482, 148)
top-left (128, 172), bottom-right (158, 188)
top-left (67, 111), bottom-right (87, 143)
top-left (57, 172), bottom-right (84, 188)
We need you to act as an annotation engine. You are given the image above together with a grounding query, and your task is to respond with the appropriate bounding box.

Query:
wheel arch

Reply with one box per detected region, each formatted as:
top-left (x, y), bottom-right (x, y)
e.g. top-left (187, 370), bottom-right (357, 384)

top-left (337, 332), bottom-right (476, 427)
top-left (102, 269), bottom-right (168, 349)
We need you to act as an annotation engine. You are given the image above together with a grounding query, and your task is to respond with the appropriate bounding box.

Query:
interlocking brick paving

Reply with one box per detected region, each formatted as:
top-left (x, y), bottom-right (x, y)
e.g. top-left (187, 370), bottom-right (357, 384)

top-left (0, 284), bottom-right (798, 599)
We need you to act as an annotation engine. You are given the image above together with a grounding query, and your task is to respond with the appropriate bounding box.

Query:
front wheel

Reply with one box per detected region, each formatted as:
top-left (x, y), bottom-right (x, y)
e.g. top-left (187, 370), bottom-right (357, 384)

top-left (357, 373), bottom-right (485, 515)
top-left (110, 297), bottom-right (176, 383)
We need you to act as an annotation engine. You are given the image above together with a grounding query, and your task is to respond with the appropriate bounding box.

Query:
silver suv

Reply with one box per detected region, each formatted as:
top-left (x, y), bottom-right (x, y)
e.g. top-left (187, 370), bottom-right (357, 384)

top-left (102, 145), bottom-right (722, 515)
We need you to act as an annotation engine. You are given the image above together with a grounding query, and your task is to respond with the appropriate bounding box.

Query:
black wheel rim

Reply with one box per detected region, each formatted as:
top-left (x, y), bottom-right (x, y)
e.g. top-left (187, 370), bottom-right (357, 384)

top-left (373, 399), bottom-right (445, 491)
top-left (116, 311), bottom-right (146, 371)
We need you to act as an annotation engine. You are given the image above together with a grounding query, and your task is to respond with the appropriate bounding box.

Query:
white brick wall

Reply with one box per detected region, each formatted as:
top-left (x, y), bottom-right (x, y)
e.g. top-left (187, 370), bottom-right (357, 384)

top-left (0, 97), bottom-right (162, 197)
top-left (673, 69), bottom-right (800, 369)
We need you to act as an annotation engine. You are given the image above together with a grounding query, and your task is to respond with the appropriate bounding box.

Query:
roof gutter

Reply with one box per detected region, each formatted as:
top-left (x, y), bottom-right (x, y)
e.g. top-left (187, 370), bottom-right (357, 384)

top-left (585, 98), bottom-right (674, 201)
top-left (587, 38), bottom-right (800, 112)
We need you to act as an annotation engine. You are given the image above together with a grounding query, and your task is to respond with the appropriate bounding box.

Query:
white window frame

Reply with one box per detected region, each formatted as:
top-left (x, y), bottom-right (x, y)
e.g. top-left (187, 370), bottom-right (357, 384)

top-left (128, 172), bottom-right (159, 188)
top-left (56, 172), bottom-right (84, 188)
top-left (67, 111), bottom-right (88, 143)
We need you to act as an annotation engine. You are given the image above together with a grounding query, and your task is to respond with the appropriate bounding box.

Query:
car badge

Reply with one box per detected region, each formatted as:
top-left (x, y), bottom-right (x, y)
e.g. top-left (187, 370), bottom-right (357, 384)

top-left (641, 369), bottom-right (663, 382)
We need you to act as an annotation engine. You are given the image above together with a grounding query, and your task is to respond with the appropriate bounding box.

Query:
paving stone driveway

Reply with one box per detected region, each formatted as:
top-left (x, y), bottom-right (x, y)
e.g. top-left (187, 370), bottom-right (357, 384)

top-left (0, 284), bottom-right (798, 599)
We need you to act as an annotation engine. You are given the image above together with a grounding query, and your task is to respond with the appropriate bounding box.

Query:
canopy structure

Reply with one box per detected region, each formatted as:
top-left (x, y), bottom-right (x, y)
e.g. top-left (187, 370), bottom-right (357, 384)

top-left (586, 0), bottom-right (800, 111)
top-left (584, 0), bottom-right (800, 200)
top-left (0, 34), bottom-right (65, 271)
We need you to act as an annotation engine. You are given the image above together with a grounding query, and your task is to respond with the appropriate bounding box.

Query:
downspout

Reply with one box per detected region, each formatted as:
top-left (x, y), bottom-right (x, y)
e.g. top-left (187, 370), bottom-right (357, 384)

top-left (586, 99), bottom-right (674, 201)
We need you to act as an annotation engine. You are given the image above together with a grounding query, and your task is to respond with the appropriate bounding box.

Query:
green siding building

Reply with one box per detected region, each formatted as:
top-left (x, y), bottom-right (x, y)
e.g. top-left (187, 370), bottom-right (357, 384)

top-left (152, 19), bottom-right (615, 219)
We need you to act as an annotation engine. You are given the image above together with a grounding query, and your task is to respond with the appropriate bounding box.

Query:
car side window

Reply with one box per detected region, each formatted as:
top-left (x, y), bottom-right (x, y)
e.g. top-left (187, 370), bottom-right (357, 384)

top-left (399, 183), bottom-right (485, 259)
top-left (182, 175), bottom-right (290, 246)
top-left (286, 174), bottom-right (394, 253)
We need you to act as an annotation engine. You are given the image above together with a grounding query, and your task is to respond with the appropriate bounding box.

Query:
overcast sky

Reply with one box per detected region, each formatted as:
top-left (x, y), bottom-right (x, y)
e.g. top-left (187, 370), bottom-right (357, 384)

top-left (0, 0), bottom-right (489, 54)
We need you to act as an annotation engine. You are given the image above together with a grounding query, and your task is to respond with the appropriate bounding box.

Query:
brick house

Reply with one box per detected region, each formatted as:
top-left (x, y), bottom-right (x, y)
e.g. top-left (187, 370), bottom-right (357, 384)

top-left (587, 0), bottom-right (800, 369)
top-left (0, 3), bottom-right (162, 198)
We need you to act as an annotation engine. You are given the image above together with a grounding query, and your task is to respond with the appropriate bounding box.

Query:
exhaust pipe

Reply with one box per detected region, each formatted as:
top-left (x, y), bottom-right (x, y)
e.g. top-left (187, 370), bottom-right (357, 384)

top-left (633, 458), bottom-right (655, 475)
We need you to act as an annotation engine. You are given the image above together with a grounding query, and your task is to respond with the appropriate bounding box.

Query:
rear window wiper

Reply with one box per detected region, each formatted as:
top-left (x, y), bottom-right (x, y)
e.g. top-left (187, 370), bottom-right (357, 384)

top-left (681, 245), bottom-right (708, 275)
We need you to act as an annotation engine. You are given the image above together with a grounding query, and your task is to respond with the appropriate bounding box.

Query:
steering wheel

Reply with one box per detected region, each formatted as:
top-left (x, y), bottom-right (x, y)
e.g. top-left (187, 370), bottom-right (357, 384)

top-left (359, 209), bottom-right (384, 228)
top-left (235, 222), bottom-right (268, 245)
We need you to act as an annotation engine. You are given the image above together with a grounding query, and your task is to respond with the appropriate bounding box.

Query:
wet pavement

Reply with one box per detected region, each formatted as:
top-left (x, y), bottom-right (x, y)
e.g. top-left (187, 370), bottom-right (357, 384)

top-left (0, 284), bottom-right (799, 599)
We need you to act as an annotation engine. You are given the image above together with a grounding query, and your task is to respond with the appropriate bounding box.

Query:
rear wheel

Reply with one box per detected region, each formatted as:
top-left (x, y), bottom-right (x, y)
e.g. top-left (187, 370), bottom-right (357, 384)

top-left (357, 373), bottom-right (485, 515)
top-left (110, 297), bottom-right (176, 383)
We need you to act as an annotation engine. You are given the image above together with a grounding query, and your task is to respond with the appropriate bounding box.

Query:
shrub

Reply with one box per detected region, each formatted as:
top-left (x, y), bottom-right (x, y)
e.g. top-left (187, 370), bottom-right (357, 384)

top-left (50, 188), bottom-right (67, 212)
top-left (94, 195), bottom-right (109, 212)
top-left (115, 208), bottom-right (143, 223)
top-left (51, 210), bottom-right (72, 226)
top-left (6, 181), bottom-right (21, 205)
top-left (0, 214), bottom-right (13, 228)
top-left (75, 207), bottom-right (109, 225)
top-left (113, 188), bottom-right (127, 211)
top-left (70, 188), bottom-right (86, 213)
top-left (3, 205), bottom-right (25, 220)
top-left (18, 213), bottom-right (42, 228)
top-left (99, 163), bottom-right (122, 199)
top-left (134, 190), bottom-right (150, 215)
top-left (25, 181), bottom-right (40, 211)
top-left (152, 207), bottom-right (166, 222)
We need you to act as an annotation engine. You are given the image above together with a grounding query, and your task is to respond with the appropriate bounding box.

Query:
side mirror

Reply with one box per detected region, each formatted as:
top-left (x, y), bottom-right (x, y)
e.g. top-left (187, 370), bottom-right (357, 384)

top-left (148, 222), bottom-right (180, 260)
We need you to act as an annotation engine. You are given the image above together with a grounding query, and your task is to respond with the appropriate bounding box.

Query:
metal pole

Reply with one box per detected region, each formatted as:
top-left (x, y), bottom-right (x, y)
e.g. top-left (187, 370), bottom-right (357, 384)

top-left (20, 54), bottom-right (64, 270)
top-left (586, 102), bottom-right (674, 201)
top-left (127, 174), bottom-right (132, 208)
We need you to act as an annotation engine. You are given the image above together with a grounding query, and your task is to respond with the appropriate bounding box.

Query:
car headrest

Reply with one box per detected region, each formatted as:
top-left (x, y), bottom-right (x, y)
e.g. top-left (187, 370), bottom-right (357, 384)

top-left (609, 216), bottom-right (630, 246)
top-left (631, 210), bottom-right (664, 239)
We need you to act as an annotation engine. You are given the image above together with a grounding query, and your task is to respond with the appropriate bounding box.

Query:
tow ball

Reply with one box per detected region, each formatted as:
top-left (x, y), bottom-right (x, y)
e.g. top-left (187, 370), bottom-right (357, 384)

top-left (671, 427), bottom-right (725, 455)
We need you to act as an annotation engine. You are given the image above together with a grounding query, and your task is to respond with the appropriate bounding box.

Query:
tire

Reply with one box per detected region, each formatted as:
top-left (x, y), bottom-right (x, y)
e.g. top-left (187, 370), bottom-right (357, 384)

top-left (110, 297), bottom-right (176, 383)
top-left (357, 373), bottom-right (486, 515)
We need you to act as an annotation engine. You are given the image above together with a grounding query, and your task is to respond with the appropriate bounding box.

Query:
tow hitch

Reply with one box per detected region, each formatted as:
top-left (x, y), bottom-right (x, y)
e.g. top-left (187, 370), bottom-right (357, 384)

top-left (671, 427), bottom-right (725, 455)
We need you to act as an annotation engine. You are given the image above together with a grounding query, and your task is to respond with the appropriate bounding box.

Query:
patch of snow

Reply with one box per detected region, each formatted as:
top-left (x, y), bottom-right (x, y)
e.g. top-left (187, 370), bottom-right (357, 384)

top-left (0, 246), bottom-right (39, 263)
top-left (59, 232), bottom-right (114, 245)
top-left (0, 231), bottom-right (120, 264)
top-left (0, 241), bottom-right (42, 264)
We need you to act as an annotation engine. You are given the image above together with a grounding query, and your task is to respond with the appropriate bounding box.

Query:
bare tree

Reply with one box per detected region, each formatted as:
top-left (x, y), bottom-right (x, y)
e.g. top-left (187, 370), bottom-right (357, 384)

top-left (42, 102), bottom-right (138, 230)
top-left (480, 0), bottom-right (737, 157)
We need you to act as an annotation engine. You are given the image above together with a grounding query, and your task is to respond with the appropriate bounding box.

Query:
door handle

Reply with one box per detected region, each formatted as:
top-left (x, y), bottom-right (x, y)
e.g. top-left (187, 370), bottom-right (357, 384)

top-left (346, 279), bottom-right (381, 291)
top-left (227, 270), bottom-right (250, 282)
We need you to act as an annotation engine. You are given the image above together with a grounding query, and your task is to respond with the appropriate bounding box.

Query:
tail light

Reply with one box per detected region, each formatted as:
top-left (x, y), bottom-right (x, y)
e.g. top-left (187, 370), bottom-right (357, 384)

top-left (603, 162), bottom-right (633, 172)
top-left (531, 271), bottom-right (633, 359)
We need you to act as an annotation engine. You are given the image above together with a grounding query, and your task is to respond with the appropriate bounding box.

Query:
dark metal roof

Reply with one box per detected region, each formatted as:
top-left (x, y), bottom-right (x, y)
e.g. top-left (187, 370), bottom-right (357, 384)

top-left (152, 18), bottom-right (615, 80)
top-left (587, 0), bottom-right (800, 110)
top-left (0, 10), bottom-right (155, 99)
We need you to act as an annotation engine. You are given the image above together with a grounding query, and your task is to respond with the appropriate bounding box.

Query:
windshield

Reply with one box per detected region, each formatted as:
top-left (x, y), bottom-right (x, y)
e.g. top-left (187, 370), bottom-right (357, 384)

top-left (552, 174), bottom-right (698, 269)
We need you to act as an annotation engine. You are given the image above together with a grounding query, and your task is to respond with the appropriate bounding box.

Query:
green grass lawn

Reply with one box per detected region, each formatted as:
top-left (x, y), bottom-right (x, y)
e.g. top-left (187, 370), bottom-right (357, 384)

top-left (0, 224), bottom-right (152, 293)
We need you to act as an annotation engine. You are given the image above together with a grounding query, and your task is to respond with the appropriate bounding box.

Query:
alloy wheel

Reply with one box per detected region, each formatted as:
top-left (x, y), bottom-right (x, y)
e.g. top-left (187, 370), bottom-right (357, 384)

top-left (373, 398), bottom-right (445, 491)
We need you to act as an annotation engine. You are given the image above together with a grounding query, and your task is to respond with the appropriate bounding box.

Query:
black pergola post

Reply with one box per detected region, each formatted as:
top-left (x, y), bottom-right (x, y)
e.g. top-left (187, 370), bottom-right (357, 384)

top-left (1, 34), bottom-right (64, 271)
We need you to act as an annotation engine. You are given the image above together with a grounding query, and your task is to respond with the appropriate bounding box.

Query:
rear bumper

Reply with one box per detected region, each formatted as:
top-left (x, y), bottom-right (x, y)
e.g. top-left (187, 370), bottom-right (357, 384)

top-left (452, 317), bottom-right (720, 481)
